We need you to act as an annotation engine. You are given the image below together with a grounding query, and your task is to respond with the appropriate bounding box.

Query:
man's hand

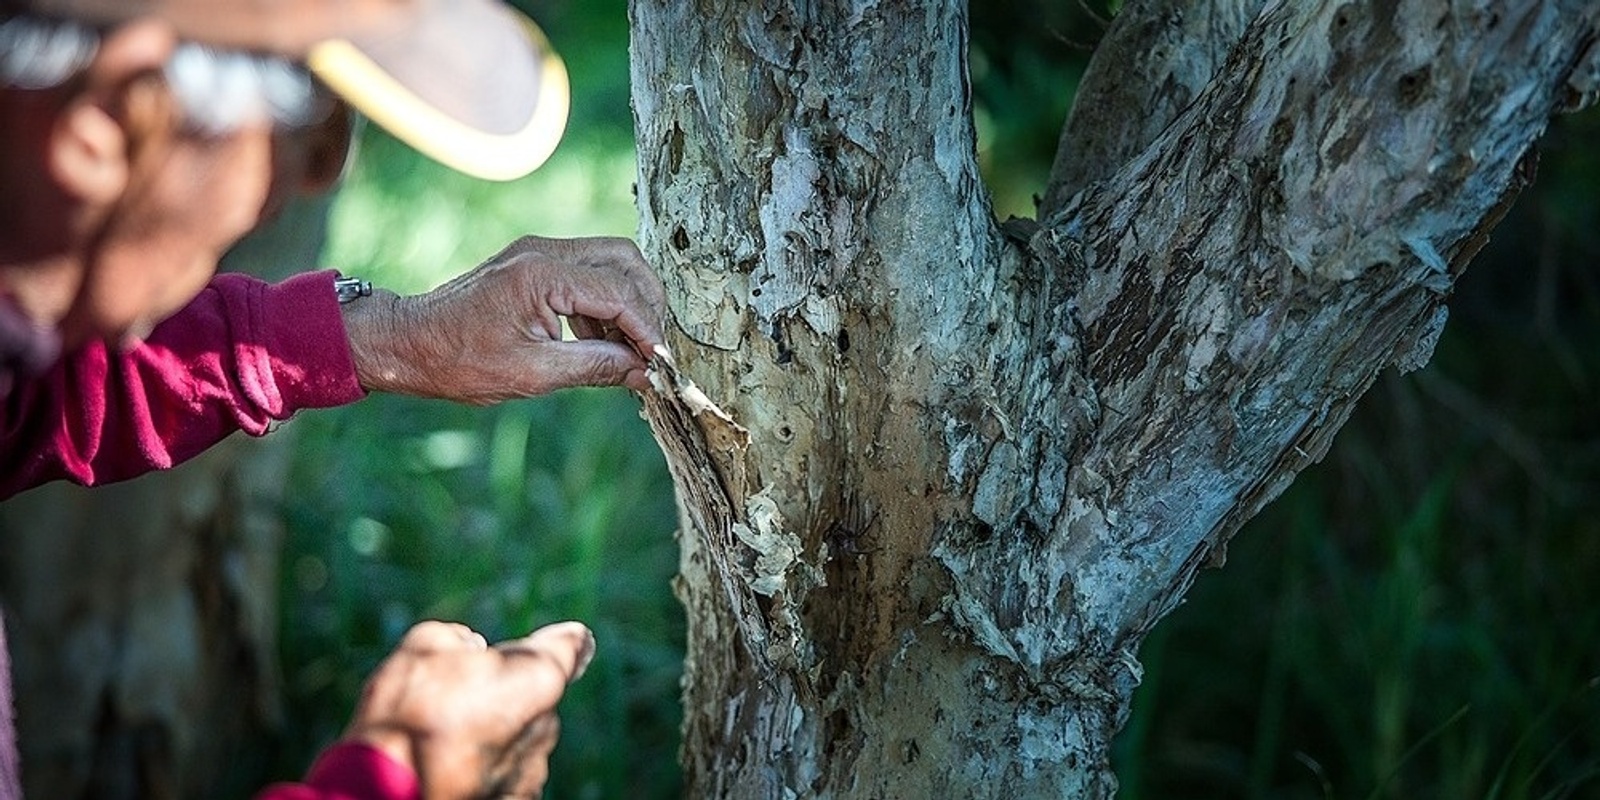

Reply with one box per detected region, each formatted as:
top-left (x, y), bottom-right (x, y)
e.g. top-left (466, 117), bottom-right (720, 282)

top-left (343, 236), bottom-right (667, 403)
top-left (343, 620), bottom-right (596, 800)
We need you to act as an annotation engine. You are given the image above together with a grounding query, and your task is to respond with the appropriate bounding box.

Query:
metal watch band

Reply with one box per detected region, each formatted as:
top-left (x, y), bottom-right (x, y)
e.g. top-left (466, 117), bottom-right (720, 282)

top-left (334, 275), bottom-right (372, 305)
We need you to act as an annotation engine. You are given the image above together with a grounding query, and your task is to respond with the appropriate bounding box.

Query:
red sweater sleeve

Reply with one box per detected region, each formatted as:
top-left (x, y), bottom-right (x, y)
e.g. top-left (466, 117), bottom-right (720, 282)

top-left (0, 270), bottom-right (366, 498)
top-left (254, 743), bottom-right (420, 800)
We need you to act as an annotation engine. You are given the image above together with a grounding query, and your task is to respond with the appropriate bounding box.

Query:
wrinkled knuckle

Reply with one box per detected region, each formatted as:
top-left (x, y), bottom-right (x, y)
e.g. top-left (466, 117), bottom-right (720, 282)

top-left (584, 352), bottom-right (624, 386)
top-left (600, 236), bottom-right (645, 263)
top-left (400, 620), bottom-right (484, 653)
top-left (407, 620), bottom-right (453, 639)
top-left (493, 237), bottom-right (530, 262)
top-left (497, 237), bottom-right (549, 267)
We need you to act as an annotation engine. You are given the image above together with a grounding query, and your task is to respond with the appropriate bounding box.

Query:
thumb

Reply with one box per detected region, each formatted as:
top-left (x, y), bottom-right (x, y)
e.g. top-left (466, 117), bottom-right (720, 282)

top-left (534, 340), bottom-right (647, 392)
top-left (496, 621), bottom-right (596, 686)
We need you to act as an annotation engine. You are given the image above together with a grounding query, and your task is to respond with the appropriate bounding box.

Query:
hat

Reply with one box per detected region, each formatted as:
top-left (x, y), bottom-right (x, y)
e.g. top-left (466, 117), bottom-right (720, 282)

top-left (12, 0), bottom-right (569, 181)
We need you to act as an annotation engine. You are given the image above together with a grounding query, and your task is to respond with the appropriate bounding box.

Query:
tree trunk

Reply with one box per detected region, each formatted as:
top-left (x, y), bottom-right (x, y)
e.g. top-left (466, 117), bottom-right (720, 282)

top-left (0, 196), bottom-right (332, 800)
top-left (633, 0), bottom-right (1599, 795)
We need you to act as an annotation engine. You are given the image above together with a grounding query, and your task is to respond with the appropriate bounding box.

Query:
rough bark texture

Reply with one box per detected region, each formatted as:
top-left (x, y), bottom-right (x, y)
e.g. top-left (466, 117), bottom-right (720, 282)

top-left (630, 0), bottom-right (1598, 796)
top-left (0, 196), bottom-right (331, 800)
top-left (1045, 0), bottom-right (1264, 209)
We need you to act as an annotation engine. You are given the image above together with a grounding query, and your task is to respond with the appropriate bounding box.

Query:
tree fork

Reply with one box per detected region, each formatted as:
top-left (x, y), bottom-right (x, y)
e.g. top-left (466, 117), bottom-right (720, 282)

top-left (630, 0), bottom-right (1600, 796)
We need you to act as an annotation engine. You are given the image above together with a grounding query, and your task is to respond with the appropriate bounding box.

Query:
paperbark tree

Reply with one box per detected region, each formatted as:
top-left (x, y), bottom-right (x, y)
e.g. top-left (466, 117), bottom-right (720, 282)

top-left (629, 0), bottom-right (1600, 796)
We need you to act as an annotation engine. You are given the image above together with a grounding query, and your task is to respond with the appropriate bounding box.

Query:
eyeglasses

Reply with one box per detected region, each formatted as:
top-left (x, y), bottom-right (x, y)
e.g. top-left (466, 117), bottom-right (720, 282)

top-left (164, 44), bottom-right (358, 190)
top-left (164, 43), bottom-right (321, 131)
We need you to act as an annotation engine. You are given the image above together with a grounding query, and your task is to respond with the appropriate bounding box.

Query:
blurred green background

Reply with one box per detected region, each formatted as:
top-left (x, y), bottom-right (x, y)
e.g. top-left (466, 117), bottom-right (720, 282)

top-left (266, 2), bottom-right (1600, 798)
top-left (268, 3), bottom-right (682, 798)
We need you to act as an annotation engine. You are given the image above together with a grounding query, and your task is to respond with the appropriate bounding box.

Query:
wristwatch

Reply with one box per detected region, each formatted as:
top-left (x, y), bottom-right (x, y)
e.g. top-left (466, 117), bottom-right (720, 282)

top-left (334, 275), bottom-right (373, 304)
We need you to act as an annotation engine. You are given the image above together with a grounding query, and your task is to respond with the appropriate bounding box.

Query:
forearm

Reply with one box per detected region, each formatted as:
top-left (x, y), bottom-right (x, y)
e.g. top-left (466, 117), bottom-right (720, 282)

top-left (0, 271), bottom-right (365, 497)
top-left (339, 288), bottom-right (436, 398)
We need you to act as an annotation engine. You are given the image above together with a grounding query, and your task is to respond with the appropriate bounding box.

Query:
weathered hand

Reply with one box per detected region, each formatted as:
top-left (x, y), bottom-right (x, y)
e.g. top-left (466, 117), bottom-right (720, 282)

top-left (342, 620), bottom-right (595, 800)
top-left (344, 236), bottom-right (667, 403)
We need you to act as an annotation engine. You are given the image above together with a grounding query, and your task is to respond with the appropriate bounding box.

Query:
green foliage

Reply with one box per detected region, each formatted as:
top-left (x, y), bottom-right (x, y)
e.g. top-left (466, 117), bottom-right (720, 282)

top-left (275, 390), bottom-right (682, 799)
top-left (272, 2), bottom-right (685, 798)
top-left (969, 0), bottom-right (1103, 219)
top-left (1117, 431), bottom-right (1600, 799)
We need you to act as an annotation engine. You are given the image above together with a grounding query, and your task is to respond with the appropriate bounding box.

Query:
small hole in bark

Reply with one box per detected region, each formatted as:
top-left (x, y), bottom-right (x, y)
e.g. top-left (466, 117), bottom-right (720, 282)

top-left (671, 226), bottom-right (690, 251)
top-left (1397, 66), bottom-right (1431, 108)
top-left (824, 709), bottom-right (850, 750)
top-left (771, 320), bottom-right (792, 365)
top-left (901, 739), bottom-right (921, 764)
top-left (667, 123), bottom-right (684, 174)
top-left (1329, 3), bottom-right (1358, 46)
top-left (837, 328), bottom-right (851, 353)
top-left (778, 425), bottom-right (794, 441)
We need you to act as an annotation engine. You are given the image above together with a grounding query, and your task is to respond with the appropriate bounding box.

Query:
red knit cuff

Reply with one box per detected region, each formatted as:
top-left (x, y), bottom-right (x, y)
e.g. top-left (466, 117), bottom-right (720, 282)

top-left (303, 742), bottom-right (420, 800)
top-left (240, 269), bottom-right (367, 412)
top-left (250, 742), bottom-right (418, 800)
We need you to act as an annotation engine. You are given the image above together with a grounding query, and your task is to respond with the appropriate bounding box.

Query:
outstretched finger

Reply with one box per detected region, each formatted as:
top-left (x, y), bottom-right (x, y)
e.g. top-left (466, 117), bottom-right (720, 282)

top-left (531, 340), bottom-right (648, 393)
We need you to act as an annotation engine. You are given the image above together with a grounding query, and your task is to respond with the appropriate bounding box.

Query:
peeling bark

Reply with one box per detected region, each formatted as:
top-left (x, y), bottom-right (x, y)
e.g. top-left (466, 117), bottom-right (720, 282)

top-left (629, 0), bottom-right (1599, 796)
top-left (1045, 0), bottom-right (1265, 213)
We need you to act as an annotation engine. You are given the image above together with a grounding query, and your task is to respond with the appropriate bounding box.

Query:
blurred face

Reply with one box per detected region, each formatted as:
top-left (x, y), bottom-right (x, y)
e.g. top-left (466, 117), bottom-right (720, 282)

top-left (62, 105), bottom-right (275, 344)
top-left (60, 80), bottom-right (351, 346)
top-left (0, 18), bottom-right (353, 348)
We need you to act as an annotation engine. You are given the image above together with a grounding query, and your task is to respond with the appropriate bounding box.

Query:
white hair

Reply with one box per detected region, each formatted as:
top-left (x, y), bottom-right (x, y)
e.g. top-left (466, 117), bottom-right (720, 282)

top-left (0, 14), bottom-right (320, 134)
top-left (0, 14), bottom-right (96, 89)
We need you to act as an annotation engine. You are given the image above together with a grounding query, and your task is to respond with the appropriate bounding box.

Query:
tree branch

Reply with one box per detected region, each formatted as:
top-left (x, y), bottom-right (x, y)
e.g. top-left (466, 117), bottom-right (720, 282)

top-left (951, 0), bottom-right (1600, 672)
top-left (1041, 0), bottom-right (1266, 216)
top-left (1072, 0), bottom-right (1596, 645)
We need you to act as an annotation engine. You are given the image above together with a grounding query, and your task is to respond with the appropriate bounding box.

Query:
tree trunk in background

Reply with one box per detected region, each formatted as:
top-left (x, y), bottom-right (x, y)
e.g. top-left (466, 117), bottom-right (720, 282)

top-left (630, 0), bottom-right (1599, 796)
top-left (0, 196), bottom-right (332, 800)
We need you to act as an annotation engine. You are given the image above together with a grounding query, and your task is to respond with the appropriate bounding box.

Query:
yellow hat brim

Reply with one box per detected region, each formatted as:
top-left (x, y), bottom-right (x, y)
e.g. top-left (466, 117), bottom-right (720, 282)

top-left (306, 17), bottom-right (569, 182)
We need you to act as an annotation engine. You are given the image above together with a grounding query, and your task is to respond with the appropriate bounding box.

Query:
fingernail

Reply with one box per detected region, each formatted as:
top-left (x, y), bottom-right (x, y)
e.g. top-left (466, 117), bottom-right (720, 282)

top-left (534, 621), bottom-right (595, 683)
top-left (572, 627), bottom-right (596, 682)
